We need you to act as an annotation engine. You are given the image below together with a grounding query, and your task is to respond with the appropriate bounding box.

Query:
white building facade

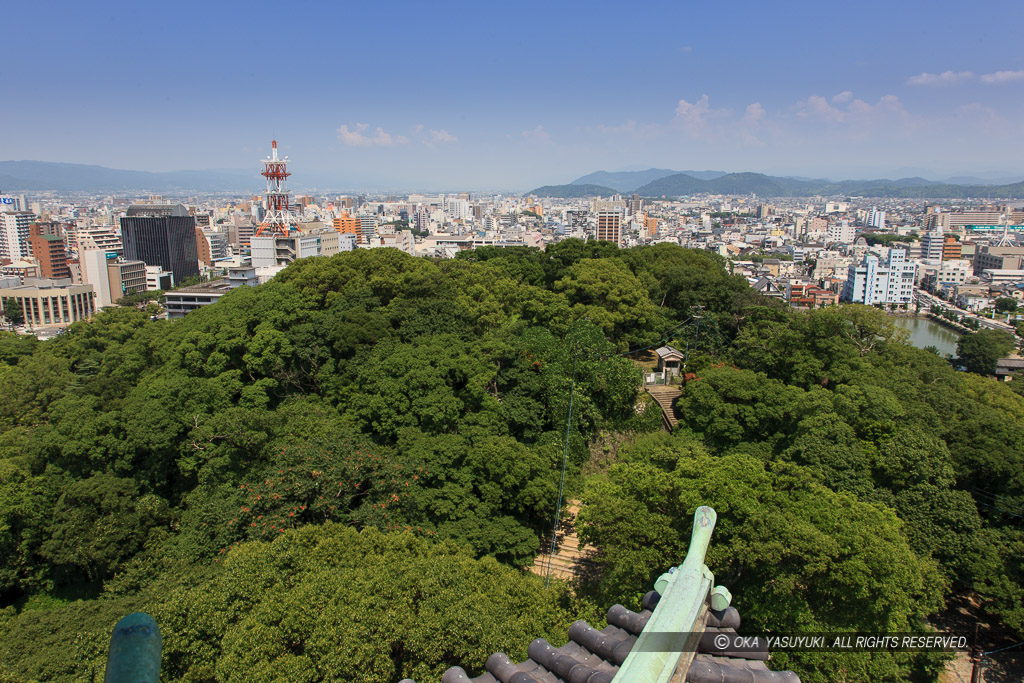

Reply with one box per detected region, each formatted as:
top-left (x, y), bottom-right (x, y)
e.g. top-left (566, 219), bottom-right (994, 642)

top-left (841, 247), bottom-right (916, 305)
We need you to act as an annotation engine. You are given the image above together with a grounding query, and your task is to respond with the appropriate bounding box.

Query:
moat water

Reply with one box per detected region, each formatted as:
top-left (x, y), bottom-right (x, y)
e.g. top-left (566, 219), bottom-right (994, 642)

top-left (892, 316), bottom-right (961, 358)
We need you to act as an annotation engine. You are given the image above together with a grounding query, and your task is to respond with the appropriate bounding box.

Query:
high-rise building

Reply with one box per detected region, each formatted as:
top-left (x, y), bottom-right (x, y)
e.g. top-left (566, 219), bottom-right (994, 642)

top-left (358, 215), bottom-right (376, 244)
top-left (1, 211), bottom-right (35, 261)
top-left (841, 247), bottom-right (916, 305)
top-left (867, 207), bottom-right (886, 230)
top-left (196, 228), bottom-right (229, 266)
top-left (629, 195), bottom-right (643, 217)
top-left (0, 194), bottom-right (27, 212)
top-left (919, 226), bottom-right (945, 261)
top-left (28, 224), bottom-right (71, 279)
top-left (596, 210), bottom-right (622, 245)
top-left (120, 204), bottom-right (199, 282)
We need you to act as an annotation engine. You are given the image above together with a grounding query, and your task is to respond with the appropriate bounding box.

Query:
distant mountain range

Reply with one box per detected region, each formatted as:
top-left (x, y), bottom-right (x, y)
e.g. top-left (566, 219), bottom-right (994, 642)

top-left (528, 168), bottom-right (1024, 199)
top-left (0, 161), bottom-right (254, 193)
top-left (569, 168), bottom-right (727, 192)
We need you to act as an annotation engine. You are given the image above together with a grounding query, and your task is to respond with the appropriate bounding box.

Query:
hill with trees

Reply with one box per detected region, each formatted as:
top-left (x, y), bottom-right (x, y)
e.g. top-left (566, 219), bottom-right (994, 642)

top-left (525, 183), bottom-right (619, 198)
top-left (634, 171), bottom-right (1024, 198)
top-left (0, 243), bottom-right (1021, 682)
top-left (568, 168), bottom-right (727, 192)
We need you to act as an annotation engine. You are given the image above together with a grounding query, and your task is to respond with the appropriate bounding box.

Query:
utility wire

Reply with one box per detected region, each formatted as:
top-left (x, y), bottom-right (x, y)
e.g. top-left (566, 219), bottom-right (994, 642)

top-left (573, 315), bottom-right (698, 363)
top-left (983, 640), bottom-right (1024, 656)
top-left (544, 312), bottom-right (703, 587)
top-left (976, 500), bottom-right (1024, 519)
top-left (546, 343), bottom-right (578, 588)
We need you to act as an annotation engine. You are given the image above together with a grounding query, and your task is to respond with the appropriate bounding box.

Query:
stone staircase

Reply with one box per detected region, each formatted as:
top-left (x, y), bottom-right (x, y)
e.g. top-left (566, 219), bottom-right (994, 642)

top-left (529, 502), bottom-right (597, 582)
top-left (646, 385), bottom-right (682, 430)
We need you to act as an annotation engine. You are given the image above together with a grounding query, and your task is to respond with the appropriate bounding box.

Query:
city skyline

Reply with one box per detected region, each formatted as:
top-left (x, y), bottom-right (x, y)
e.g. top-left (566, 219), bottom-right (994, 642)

top-left (6, 0), bottom-right (1024, 189)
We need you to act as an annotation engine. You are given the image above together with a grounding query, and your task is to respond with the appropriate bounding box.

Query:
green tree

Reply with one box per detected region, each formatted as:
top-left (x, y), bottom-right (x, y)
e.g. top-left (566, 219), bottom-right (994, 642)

top-left (40, 473), bottom-right (170, 581)
top-left (579, 433), bottom-right (946, 682)
top-left (2, 298), bottom-right (23, 326)
top-left (152, 525), bottom-right (579, 683)
top-left (995, 297), bottom-right (1018, 313)
top-left (956, 329), bottom-right (1015, 375)
top-left (553, 258), bottom-right (663, 345)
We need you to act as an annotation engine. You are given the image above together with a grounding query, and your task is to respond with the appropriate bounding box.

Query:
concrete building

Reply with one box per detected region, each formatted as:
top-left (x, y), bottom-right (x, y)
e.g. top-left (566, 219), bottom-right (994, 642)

top-left (163, 280), bottom-right (234, 319)
top-left (921, 261), bottom-right (971, 291)
top-left (80, 249), bottom-right (115, 307)
top-left (841, 247), bottom-right (916, 305)
top-left (74, 226), bottom-right (123, 256)
top-left (250, 233), bottom-right (321, 267)
top-left (1, 211), bottom-right (35, 261)
top-left (120, 203), bottom-right (199, 282)
top-left (107, 260), bottom-right (147, 304)
top-left (973, 245), bottom-right (1024, 275)
top-left (164, 266), bottom-right (258, 318)
top-left (919, 227), bottom-right (945, 261)
top-left (145, 265), bottom-right (173, 291)
top-left (197, 228), bottom-right (229, 266)
top-left (358, 215), bottom-right (376, 244)
top-left (942, 235), bottom-right (961, 260)
top-left (826, 222), bottom-right (856, 244)
top-left (596, 210), bottom-right (622, 245)
top-left (0, 279), bottom-right (95, 326)
top-left (0, 194), bottom-right (27, 212)
top-left (28, 225), bottom-right (71, 279)
top-left (1, 261), bottom-right (40, 280)
top-left (333, 212), bottom-right (359, 239)
top-left (948, 210), bottom-right (1010, 229)
top-left (867, 207), bottom-right (886, 230)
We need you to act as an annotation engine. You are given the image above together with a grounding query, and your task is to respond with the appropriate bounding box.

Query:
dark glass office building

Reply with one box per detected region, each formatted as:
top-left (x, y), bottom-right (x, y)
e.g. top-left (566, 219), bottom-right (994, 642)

top-left (120, 204), bottom-right (199, 284)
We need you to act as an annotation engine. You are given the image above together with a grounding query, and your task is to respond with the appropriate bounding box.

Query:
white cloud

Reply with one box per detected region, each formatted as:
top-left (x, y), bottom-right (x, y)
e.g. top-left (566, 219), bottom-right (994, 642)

top-left (597, 119), bottom-right (638, 135)
top-left (798, 95), bottom-right (846, 123)
top-left (429, 129), bottom-right (458, 143)
top-left (678, 45), bottom-right (693, 53)
top-left (743, 102), bottom-right (766, 125)
top-left (981, 70), bottom-right (1024, 84)
top-left (796, 94), bottom-right (909, 126)
top-left (832, 91), bottom-right (853, 103)
top-left (674, 95), bottom-right (733, 137)
top-left (336, 123), bottom-right (409, 147)
top-left (907, 70), bottom-right (975, 86)
top-left (521, 125), bottom-right (550, 143)
top-left (675, 94), bottom-right (712, 126)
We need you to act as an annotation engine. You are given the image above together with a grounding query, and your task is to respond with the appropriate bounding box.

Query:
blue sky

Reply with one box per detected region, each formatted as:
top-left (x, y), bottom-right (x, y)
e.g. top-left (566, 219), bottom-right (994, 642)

top-left (6, 0), bottom-right (1024, 190)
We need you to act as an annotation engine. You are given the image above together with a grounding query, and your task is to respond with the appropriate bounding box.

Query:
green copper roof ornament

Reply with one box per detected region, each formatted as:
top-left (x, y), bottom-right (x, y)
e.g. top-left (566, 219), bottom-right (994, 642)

top-left (613, 506), bottom-right (717, 683)
top-left (104, 612), bottom-right (161, 683)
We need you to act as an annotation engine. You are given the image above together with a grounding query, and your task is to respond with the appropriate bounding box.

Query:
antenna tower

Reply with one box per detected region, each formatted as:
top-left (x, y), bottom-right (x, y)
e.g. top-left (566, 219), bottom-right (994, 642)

top-left (255, 140), bottom-right (293, 236)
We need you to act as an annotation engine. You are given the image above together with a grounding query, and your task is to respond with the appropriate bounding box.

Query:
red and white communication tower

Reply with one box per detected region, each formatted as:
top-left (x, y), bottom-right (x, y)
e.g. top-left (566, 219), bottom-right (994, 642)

top-left (255, 140), bottom-right (293, 236)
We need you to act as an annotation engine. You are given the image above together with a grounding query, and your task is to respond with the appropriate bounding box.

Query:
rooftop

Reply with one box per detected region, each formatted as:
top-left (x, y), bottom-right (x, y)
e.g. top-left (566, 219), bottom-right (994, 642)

top-left (400, 508), bottom-right (800, 683)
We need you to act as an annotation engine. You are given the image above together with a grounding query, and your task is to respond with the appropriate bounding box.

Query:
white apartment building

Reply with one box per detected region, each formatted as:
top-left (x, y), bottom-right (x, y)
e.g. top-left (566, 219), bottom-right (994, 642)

top-left (841, 247), bottom-right (916, 305)
top-left (867, 207), bottom-right (886, 230)
top-left (826, 222), bottom-right (856, 244)
top-left (1, 211), bottom-right (34, 261)
top-left (919, 226), bottom-right (944, 261)
top-left (0, 194), bottom-right (27, 212)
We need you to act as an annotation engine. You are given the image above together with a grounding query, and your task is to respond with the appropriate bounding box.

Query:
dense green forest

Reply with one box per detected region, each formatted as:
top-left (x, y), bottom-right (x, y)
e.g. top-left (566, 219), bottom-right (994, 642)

top-left (0, 242), bottom-right (1021, 682)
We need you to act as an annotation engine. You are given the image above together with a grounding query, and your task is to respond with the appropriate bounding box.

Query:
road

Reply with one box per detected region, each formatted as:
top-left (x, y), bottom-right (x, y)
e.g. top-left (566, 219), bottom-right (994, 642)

top-left (913, 289), bottom-right (1019, 334)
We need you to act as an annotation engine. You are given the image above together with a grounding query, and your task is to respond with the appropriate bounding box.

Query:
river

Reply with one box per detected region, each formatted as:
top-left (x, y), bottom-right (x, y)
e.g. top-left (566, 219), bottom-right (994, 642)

top-left (892, 316), bottom-right (961, 358)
